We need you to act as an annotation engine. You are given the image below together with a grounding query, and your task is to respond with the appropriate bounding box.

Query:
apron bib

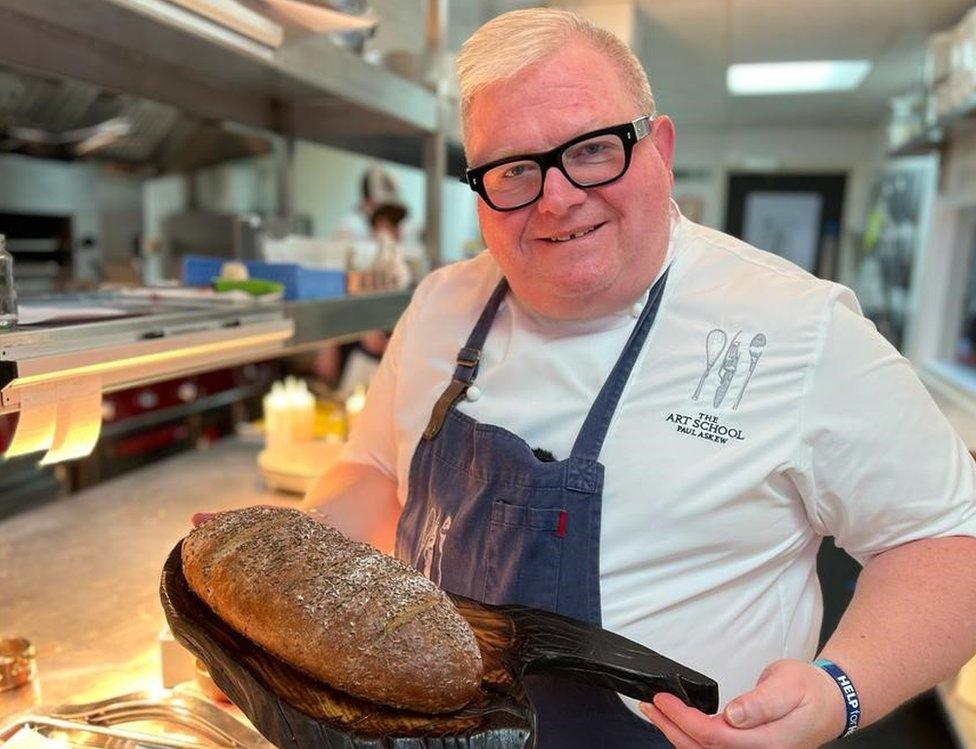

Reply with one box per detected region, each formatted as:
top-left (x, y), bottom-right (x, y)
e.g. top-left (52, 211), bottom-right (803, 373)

top-left (395, 271), bottom-right (672, 748)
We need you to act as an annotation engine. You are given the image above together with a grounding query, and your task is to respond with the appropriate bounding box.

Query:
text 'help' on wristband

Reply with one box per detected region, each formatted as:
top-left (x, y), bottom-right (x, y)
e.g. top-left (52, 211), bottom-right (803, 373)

top-left (813, 658), bottom-right (861, 738)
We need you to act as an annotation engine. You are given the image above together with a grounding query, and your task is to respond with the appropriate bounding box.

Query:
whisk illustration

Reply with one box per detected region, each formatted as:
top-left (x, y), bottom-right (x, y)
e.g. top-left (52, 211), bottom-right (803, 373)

top-left (733, 333), bottom-right (767, 410)
top-left (693, 329), bottom-right (728, 400)
top-left (713, 331), bottom-right (742, 408)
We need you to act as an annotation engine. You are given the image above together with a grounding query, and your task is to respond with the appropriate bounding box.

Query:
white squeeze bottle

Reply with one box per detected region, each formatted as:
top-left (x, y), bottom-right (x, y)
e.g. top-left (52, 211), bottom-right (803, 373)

top-left (263, 378), bottom-right (315, 452)
top-left (286, 376), bottom-right (315, 444)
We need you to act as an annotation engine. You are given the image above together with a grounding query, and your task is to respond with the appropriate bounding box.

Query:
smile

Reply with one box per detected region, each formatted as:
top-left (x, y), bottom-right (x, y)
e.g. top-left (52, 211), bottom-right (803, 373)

top-left (543, 223), bottom-right (605, 243)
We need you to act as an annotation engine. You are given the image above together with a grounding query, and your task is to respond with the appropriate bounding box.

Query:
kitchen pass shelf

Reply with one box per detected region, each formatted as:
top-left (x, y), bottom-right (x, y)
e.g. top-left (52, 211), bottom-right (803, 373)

top-left (0, 290), bottom-right (410, 415)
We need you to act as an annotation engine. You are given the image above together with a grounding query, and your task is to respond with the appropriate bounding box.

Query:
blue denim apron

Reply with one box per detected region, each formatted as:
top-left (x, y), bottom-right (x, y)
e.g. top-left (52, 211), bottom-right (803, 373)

top-left (395, 271), bottom-right (672, 748)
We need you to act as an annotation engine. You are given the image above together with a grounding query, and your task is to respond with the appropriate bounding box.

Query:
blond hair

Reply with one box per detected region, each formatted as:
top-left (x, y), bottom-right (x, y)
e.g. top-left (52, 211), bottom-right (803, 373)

top-left (457, 8), bottom-right (655, 136)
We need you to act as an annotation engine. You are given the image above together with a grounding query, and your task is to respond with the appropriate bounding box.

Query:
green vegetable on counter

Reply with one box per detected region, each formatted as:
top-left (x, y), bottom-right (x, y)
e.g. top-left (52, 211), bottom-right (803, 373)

top-left (213, 278), bottom-right (284, 297)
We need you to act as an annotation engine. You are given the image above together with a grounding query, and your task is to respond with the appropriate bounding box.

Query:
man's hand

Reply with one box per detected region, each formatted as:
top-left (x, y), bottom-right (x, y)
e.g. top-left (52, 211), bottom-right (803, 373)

top-left (302, 461), bottom-right (401, 552)
top-left (639, 659), bottom-right (845, 748)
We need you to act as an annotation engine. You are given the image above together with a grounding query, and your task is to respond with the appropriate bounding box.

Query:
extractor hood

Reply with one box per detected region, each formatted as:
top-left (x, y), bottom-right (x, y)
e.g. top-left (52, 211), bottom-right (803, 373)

top-left (0, 64), bottom-right (272, 175)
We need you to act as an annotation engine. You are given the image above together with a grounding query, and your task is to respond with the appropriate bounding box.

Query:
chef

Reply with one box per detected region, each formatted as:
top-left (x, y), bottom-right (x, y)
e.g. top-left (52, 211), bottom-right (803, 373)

top-left (303, 8), bottom-right (976, 748)
top-left (330, 165), bottom-right (402, 245)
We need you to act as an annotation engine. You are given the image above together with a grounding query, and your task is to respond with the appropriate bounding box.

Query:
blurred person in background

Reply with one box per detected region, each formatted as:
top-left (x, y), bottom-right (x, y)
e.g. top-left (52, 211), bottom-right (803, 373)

top-left (312, 202), bottom-right (411, 399)
top-left (332, 165), bottom-right (402, 244)
top-left (369, 202), bottom-right (412, 291)
top-left (332, 165), bottom-right (427, 278)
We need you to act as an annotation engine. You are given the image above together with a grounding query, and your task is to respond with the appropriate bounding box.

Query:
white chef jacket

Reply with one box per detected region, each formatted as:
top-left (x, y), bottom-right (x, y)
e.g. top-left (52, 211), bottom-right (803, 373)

top-left (341, 206), bottom-right (976, 709)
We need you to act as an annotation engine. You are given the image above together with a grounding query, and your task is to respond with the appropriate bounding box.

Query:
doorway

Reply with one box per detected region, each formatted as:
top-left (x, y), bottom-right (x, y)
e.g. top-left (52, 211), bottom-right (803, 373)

top-left (724, 173), bottom-right (847, 280)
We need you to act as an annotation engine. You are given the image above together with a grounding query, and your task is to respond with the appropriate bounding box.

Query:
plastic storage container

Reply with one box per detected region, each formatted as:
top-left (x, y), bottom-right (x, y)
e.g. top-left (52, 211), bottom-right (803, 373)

top-left (182, 255), bottom-right (346, 301)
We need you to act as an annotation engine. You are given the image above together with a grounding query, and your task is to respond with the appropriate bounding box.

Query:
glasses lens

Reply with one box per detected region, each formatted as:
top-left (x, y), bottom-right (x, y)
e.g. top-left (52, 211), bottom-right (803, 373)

top-left (482, 159), bottom-right (542, 209)
top-left (562, 134), bottom-right (626, 186)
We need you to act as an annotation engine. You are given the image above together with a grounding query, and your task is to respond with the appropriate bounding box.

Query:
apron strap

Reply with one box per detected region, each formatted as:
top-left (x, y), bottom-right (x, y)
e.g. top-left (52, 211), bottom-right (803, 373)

top-left (570, 269), bottom-right (670, 462)
top-left (422, 277), bottom-right (509, 440)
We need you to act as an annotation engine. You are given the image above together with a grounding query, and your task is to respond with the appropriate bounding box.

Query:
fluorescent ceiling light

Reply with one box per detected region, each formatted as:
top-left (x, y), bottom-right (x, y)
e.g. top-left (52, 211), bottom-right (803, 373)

top-left (727, 61), bottom-right (872, 95)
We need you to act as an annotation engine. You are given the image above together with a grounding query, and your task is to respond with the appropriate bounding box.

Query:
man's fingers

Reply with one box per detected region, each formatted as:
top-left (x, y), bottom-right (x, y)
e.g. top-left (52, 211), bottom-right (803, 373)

top-left (723, 689), bottom-right (790, 730)
top-left (651, 662), bottom-right (816, 746)
top-left (723, 664), bottom-right (806, 729)
top-left (653, 692), bottom-right (737, 748)
top-left (639, 702), bottom-right (701, 749)
top-left (653, 692), bottom-right (785, 749)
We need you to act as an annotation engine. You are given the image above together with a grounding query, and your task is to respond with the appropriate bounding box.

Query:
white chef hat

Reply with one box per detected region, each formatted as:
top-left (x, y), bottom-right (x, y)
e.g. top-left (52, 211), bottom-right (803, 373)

top-left (363, 165), bottom-right (402, 206)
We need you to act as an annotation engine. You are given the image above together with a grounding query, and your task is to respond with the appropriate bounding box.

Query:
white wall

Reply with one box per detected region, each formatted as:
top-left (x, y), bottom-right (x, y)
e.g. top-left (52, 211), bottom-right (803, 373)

top-left (142, 173), bottom-right (185, 248)
top-left (291, 141), bottom-right (421, 242)
top-left (671, 124), bottom-right (887, 287)
top-left (194, 155), bottom-right (278, 215)
top-left (142, 155), bottom-right (278, 257)
top-left (0, 153), bottom-right (143, 277)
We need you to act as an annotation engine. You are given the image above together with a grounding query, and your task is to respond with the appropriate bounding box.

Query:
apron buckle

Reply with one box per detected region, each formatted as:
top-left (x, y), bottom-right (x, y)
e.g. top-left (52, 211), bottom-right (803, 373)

top-left (456, 346), bottom-right (481, 369)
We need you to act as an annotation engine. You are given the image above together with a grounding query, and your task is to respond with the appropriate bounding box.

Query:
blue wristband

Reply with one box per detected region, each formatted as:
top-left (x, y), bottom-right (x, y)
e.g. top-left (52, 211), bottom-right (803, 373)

top-left (813, 658), bottom-right (861, 738)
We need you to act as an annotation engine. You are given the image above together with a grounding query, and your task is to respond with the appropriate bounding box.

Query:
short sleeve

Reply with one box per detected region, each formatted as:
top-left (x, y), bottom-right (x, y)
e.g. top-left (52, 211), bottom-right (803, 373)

top-left (338, 285), bottom-right (422, 480)
top-left (795, 289), bottom-right (976, 564)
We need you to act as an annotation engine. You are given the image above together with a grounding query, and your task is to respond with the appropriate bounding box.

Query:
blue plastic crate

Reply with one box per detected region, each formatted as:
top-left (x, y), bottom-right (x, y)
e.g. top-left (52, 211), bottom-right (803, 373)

top-left (182, 255), bottom-right (346, 301)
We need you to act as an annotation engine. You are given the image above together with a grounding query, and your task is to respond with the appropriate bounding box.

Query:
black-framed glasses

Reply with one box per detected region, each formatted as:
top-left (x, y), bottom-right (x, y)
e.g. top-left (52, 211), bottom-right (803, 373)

top-left (461, 115), bottom-right (653, 212)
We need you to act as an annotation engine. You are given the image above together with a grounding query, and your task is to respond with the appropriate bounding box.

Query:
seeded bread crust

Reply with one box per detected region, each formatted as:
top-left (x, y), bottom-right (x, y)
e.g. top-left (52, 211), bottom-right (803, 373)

top-left (181, 507), bottom-right (483, 713)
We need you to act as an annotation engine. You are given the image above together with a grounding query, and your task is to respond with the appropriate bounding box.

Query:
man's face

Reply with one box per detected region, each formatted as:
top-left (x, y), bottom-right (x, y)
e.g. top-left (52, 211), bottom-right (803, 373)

top-left (466, 42), bottom-right (675, 320)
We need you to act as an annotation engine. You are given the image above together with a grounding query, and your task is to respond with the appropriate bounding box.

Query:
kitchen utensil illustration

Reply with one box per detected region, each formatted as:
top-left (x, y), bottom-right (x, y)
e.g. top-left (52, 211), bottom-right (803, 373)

top-left (713, 332), bottom-right (741, 408)
top-left (693, 329), bottom-right (727, 400)
top-left (733, 333), bottom-right (767, 410)
top-left (415, 507), bottom-right (442, 580)
top-left (434, 515), bottom-right (453, 586)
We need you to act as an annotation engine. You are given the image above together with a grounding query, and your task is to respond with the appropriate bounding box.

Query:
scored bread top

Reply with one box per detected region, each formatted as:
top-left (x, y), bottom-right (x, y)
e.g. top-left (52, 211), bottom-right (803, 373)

top-left (181, 506), bottom-right (483, 713)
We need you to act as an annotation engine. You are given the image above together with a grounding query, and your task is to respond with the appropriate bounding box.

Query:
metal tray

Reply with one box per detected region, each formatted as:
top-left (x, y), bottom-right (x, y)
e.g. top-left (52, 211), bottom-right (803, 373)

top-left (0, 691), bottom-right (272, 749)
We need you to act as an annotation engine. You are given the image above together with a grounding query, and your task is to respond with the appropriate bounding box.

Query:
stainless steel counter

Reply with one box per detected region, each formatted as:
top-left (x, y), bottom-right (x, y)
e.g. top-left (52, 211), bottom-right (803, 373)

top-left (0, 439), bottom-right (291, 718)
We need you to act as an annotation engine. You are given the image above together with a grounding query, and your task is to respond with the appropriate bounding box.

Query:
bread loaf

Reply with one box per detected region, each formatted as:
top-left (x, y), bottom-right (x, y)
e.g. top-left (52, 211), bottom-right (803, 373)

top-left (181, 506), bottom-right (483, 713)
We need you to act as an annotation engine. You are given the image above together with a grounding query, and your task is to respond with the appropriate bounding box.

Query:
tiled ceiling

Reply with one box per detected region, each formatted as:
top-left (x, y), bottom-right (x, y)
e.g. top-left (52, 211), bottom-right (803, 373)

top-left (635, 0), bottom-right (974, 127)
top-left (368, 1), bottom-right (975, 129)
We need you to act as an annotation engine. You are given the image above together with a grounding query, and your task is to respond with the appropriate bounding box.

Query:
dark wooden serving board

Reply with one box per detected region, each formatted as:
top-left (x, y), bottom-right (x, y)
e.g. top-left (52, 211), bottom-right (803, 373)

top-left (160, 541), bottom-right (718, 749)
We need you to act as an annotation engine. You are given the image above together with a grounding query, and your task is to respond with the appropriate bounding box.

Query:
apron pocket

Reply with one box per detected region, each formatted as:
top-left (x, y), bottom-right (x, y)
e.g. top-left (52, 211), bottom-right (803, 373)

top-left (483, 500), bottom-right (564, 611)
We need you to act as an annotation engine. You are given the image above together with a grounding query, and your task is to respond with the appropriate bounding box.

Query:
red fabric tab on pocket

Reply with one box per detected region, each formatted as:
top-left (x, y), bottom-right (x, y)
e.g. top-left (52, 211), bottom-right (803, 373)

top-left (555, 509), bottom-right (568, 538)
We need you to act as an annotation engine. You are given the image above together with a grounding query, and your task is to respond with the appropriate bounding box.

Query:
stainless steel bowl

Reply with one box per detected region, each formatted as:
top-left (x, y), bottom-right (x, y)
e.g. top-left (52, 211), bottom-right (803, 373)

top-left (0, 637), bottom-right (36, 691)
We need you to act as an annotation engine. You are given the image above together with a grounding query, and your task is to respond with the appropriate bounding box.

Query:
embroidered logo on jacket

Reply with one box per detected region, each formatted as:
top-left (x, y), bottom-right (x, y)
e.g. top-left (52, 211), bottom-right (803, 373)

top-left (693, 328), bottom-right (767, 409)
top-left (665, 328), bottom-right (767, 445)
top-left (665, 411), bottom-right (745, 443)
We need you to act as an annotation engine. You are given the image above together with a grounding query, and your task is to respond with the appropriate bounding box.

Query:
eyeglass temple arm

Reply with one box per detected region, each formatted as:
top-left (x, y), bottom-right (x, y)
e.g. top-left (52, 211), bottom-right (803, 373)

top-left (633, 115), bottom-right (653, 140)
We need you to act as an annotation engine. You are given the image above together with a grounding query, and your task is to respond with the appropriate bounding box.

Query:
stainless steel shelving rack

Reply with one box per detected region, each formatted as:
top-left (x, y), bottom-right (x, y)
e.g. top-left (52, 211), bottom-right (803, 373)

top-left (0, 1), bottom-right (437, 147)
top-left (887, 102), bottom-right (976, 159)
top-left (0, 0), bottom-right (444, 406)
top-left (0, 0), bottom-right (458, 265)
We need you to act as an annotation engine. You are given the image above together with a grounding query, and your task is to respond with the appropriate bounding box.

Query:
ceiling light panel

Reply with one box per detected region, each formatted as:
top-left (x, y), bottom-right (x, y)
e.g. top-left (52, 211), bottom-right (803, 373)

top-left (727, 60), bottom-right (872, 95)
